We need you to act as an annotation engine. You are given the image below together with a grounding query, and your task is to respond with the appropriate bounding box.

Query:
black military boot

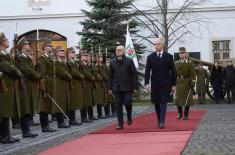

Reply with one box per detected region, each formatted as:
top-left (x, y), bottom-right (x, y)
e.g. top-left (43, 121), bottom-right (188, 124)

top-left (97, 105), bottom-right (106, 119)
top-left (183, 106), bottom-right (190, 120)
top-left (176, 106), bottom-right (183, 119)
top-left (40, 113), bottom-right (56, 132)
top-left (69, 111), bottom-right (82, 126)
top-left (56, 113), bottom-right (70, 128)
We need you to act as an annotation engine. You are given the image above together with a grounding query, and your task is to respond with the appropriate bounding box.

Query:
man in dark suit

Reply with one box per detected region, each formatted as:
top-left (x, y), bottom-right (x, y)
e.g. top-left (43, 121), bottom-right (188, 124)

top-left (145, 38), bottom-right (176, 129)
top-left (108, 45), bottom-right (138, 130)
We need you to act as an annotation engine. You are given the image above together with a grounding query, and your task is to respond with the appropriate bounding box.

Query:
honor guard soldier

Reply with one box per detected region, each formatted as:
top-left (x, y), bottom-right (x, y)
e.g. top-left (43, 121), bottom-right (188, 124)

top-left (80, 51), bottom-right (95, 123)
top-left (175, 47), bottom-right (196, 120)
top-left (54, 46), bottom-right (72, 128)
top-left (17, 36), bottom-right (39, 138)
top-left (196, 63), bottom-right (209, 104)
top-left (67, 47), bottom-right (84, 125)
top-left (0, 32), bottom-right (21, 143)
top-left (39, 40), bottom-right (57, 132)
top-left (91, 53), bottom-right (106, 119)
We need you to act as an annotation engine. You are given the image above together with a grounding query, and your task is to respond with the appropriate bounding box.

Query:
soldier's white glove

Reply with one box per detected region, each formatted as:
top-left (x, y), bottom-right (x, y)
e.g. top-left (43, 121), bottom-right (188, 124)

top-left (0, 72), bottom-right (3, 78)
top-left (145, 84), bottom-right (151, 93)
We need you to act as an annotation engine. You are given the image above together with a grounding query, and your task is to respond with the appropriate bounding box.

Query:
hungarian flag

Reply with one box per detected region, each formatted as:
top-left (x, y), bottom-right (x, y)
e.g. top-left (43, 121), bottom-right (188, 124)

top-left (125, 25), bottom-right (139, 69)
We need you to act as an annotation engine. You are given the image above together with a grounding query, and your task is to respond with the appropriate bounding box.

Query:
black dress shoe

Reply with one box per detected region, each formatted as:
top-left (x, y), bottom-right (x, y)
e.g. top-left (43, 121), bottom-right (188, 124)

top-left (0, 137), bottom-right (18, 144)
top-left (159, 123), bottom-right (165, 129)
top-left (10, 136), bottom-right (20, 142)
top-left (183, 116), bottom-right (188, 120)
top-left (98, 116), bottom-right (106, 119)
top-left (116, 126), bottom-right (124, 130)
top-left (42, 127), bottom-right (57, 132)
top-left (176, 115), bottom-right (182, 119)
top-left (23, 132), bottom-right (38, 138)
top-left (12, 124), bottom-right (21, 129)
top-left (58, 123), bottom-right (71, 128)
top-left (69, 121), bottom-right (82, 126)
top-left (127, 116), bottom-right (132, 126)
top-left (89, 117), bottom-right (99, 120)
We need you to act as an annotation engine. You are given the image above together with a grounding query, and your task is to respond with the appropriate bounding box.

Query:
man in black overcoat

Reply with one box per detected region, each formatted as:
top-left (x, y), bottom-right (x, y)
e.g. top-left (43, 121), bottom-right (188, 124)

top-left (108, 45), bottom-right (138, 130)
top-left (145, 38), bottom-right (176, 129)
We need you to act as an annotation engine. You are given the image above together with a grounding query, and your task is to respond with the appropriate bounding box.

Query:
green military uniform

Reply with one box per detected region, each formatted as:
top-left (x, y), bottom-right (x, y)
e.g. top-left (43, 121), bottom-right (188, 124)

top-left (196, 68), bottom-right (208, 104)
top-left (80, 62), bottom-right (95, 107)
top-left (196, 68), bottom-right (208, 94)
top-left (39, 53), bottom-right (55, 114)
top-left (175, 59), bottom-right (196, 106)
top-left (67, 60), bottom-right (84, 111)
top-left (18, 53), bottom-right (40, 116)
top-left (54, 58), bottom-right (71, 113)
top-left (0, 51), bottom-right (21, 118)
top-left (91, 64), bottom-right (103, 105)
top-left (98, 64), bottom-right (108, 105)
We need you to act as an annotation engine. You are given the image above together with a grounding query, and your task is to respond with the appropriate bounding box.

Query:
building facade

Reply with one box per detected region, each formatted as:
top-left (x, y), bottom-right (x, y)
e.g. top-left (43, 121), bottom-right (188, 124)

top-left (0, 0), bottom-right (235, 62)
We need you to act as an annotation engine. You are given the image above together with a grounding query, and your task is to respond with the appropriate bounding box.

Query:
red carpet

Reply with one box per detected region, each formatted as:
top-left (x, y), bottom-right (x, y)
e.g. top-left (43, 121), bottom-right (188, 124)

top-left (38, 131), bottom-right (193, 155)
top-left (38, 110), bottom-right (206, 155)
top-left (92, 110), bottom-right (206, 134)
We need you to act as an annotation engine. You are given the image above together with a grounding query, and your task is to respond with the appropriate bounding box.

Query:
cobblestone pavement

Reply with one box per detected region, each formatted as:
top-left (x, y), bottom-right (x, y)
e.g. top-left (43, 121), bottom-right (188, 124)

top-left (0, 103), bottom-right (235, 155)
top-left (182, 103), bottom-right (235, 155)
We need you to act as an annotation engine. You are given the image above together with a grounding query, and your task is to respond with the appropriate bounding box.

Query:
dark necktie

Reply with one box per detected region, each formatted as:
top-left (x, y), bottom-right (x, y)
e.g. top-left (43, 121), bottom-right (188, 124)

top-left (158, 53), bottom-right (161, 58)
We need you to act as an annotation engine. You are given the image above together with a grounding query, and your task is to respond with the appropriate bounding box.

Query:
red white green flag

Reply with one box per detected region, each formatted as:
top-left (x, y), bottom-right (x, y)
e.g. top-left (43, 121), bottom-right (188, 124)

top-left (125, 25), bottom-right (139, 69)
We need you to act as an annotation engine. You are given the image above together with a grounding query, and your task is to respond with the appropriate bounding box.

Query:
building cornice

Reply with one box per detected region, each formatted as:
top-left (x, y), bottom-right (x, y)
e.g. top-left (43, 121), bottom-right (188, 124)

top-left (0, 5), bottom-right (235, 20)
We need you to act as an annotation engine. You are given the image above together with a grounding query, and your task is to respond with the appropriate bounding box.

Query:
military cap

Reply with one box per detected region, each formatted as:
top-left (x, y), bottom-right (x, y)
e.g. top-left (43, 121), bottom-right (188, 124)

top-left (80, 50), bottom-right (88, 56)
top-left (179, 47), bottom-right (186, 52)
top-left (55, 46), bottom-right (65, 52)
top-left (42, 40), bottom-right (53, 49)
top-left (115, 41), bottom-right (121, 46)
top-left (17, 36), bottom-right (29, 49)
top-left (67, 47), bottom-right (75, 53)
top-left (0, 32), bottom-right (7, 44)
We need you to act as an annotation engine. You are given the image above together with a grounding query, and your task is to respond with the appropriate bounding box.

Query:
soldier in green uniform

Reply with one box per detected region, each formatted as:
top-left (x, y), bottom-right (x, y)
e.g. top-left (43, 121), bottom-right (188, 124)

top-left (38, 40), bottom-right (57, 132)
top-left (175, 47), bottom-right (196, 120)
top-left (97, 54), bottom-right (111, 118)
top-left (105, 57), bottom-right (116, 117)
top-left (67, 47), bottom-right (84, 125)
top-left (54, 46), bottom-right (72, 128)
top-left (90, 53), bottom-right (106, 119)
top-left (0, 32), bottom-right (21, 143)
top-left (196, 63), bottom-right (208, 104)
top-left (79, 51), bottom-right (95, 123)
top-left (17, 37), bottom-right (39, 138)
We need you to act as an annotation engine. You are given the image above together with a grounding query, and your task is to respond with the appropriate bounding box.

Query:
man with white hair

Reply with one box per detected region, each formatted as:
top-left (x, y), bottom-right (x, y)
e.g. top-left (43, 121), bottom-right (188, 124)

top-left (108, 45), bottom-right (138, 130)
top-left (145, 38), bottom-right (176, 129)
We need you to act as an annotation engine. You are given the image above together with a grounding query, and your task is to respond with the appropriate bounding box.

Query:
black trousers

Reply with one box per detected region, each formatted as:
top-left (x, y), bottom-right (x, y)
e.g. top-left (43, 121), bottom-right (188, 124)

top-left (226, 86), bottom-right (234, 103)
top-left (154, 103), bottom-right (167, 124)
top-left (114, 92), bottom-right (132, 126)
top-left (214, 89), bottom-right (222, 103)
top-left (20, 115), bottom-right (30, 134)
top-left (40, 112), bottom-right (49, 129)
top-left (198, 94), bottom-right (206, 104)
top-left (177, 106), bottom-right (190, 117)
top-left (0, 117), bottom-right (10, 138)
